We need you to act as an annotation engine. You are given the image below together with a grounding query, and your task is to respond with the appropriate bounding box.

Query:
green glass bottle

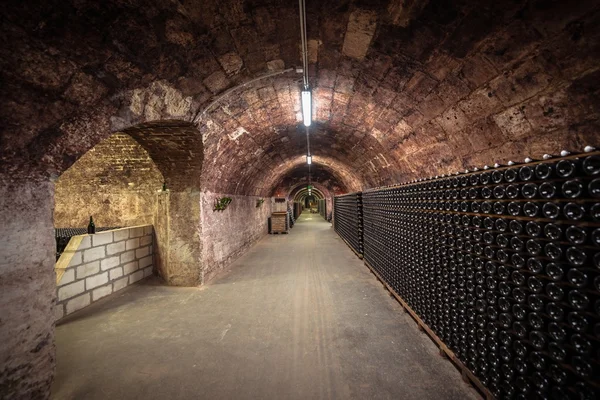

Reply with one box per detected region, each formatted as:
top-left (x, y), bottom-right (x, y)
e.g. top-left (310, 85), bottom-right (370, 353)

top-left (87, 216), bottom-right (96, 234)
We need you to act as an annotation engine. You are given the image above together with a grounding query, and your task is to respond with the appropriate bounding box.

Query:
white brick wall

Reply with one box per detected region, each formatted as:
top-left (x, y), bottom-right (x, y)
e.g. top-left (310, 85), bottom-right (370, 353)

top-left (58, 281), bottom-right (85, 301)
top-left (83, 246), bottom-right (105, 263)
top-left (92, 232), bottom-right (113, 246)
top-left (66, 293), bottom-right (91, 314)
top-left (113, 276), bottom-right (129, 292)
top-left (113, 229), bottom-right (129, 242)
top-left (67, 252), bottom-right (82, 268)
top-left (126, 238), bottom-right (140, 250)
top-left (120, 250), bottom-right (135, 264)
top-left (123, 261), bottom-right (138, 275)
top-left (55, 225), bottom-right (154, 321)
top-left (101, 256), bottom-right (120, 271)
top-left (59, 269), bottom-right (75, 286)
top-left (92, 284), bottom-right (112, 301)
top-left (106, 241), bottom-right (125, 255)
top-left (139, 255), bottom-right (152, 269)
top-left (135, 246), bottom-right (150, 259)
top-left (86, 272), bottom-right (108, 290)
top-left (109, 267), bottom-right (123, 280)
top-left (130, 270), bottom-right (144, 283)
top-left (76, 261), bottom-right (100, 279)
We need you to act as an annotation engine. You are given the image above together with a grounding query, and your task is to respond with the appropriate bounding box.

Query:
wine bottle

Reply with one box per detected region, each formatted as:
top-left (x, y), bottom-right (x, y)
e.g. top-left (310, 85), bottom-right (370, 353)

top-left (87, 216), bottom-right (96, 234)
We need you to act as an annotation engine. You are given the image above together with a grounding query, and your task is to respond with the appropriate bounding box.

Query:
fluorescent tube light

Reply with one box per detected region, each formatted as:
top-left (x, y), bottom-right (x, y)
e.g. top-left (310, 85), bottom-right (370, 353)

top-left (302, 90), bottom-right (312, 127)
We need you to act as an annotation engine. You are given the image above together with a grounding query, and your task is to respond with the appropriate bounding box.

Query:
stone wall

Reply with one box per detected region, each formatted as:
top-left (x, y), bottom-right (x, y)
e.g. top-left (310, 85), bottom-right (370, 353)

top-left (54, 134), bottom-right (163, 228)
top-left (200, 191), bottom-right (272, 282)
top-left (0, 180), bottom-right (55, 399)
top-left (153, 190), bottom-right (203, 286)
top-left (55, 225), bottom-right (154, 320)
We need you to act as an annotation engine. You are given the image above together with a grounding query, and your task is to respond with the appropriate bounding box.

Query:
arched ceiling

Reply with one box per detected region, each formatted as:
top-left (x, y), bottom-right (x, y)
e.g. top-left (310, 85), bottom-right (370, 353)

top-left (294, 187), bottom-right (325, 202)
top-left (122, 120), bottom-right (203, 191)
top-left (199, 75), bottom-right (400, 195)
top-left (1, 0), bottom-right (599, 192)
top-left (271, 163), bottom-right (347, 198)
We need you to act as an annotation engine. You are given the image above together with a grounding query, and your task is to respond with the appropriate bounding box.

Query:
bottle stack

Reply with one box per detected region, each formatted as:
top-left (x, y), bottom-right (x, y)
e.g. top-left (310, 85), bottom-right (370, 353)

top-left (334, 192), bottom-right (363, 256)
top-left (318, 199), bottom-right (327, 220)
top-left (353, 151), bottom-right (600, 399)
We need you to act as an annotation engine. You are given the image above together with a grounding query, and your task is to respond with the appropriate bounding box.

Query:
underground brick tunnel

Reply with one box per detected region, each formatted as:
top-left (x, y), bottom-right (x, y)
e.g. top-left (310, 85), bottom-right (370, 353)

top-left (1, 0), bottom-right (600, 399)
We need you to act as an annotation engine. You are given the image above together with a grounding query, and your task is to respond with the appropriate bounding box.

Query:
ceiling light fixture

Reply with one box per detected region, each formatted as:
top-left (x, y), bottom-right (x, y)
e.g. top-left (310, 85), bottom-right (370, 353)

top-left (298, 0), bottom-right (312, 127)
top-left (301, 89), bottom-right (312, 127)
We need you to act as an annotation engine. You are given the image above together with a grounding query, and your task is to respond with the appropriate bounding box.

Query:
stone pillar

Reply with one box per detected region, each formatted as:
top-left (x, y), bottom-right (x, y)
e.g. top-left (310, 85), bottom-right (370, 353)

top-left (154, 190), bottom-right (202, 286)
top-left (0, 179), bottom-right (56, 399)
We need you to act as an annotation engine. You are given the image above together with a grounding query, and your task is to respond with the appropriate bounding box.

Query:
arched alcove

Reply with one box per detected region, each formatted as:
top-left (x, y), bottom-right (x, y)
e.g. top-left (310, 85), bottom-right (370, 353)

top-left (54, 133), bottom-right (164, 228)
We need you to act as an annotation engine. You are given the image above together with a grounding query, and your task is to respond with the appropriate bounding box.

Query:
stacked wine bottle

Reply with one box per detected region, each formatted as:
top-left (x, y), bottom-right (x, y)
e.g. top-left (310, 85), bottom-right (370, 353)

top-left (334, 192), bottom-right (363, 256)
top-left (340, 153), bottom-right (600, 399)
top-left (318, 199), bottom-right (327, 220)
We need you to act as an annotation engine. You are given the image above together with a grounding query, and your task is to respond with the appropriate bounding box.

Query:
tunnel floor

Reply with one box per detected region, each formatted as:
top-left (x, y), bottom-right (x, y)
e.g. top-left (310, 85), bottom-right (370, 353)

top-left (52, 214), bottom-right (479, 400)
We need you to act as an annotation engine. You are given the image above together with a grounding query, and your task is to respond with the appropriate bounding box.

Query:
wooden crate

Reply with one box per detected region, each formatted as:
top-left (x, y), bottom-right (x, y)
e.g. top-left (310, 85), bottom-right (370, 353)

top-left (271, 212), bottom-right (288, 234)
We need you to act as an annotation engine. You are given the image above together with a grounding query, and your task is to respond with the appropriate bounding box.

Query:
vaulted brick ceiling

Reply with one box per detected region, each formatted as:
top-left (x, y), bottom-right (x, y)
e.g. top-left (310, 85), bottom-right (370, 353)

top-left (1, 0), bottom-right (599, 194)
top-left (271, 163), bottom-right (350, 198)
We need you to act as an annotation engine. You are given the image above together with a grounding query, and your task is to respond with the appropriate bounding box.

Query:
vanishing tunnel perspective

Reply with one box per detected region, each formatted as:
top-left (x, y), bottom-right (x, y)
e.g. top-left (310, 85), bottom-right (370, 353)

top-left (1, 0), bottom-right (600, 399)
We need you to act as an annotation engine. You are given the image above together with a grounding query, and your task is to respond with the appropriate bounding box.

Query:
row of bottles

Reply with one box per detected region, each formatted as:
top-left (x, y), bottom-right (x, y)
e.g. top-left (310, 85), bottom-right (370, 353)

top-left (338, 152), bottom-right (600, 399)
top-left (333, 193), bottom-right (363, 255)
top-left (317, 199), bottom-right (327, 220)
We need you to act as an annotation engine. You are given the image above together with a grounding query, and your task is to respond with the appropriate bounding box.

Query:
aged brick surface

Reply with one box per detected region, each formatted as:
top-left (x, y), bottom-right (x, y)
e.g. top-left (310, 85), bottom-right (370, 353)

top-left (154, 191), bottom-right (203, 286)
top-left (54, 134), bottom-right (163, 228)
top-left (1, 0), bottom-right (599, 192)
top-left (201, 191), bottom-right (272, 283)
top-left (2, 0), bottom-right (600, 397)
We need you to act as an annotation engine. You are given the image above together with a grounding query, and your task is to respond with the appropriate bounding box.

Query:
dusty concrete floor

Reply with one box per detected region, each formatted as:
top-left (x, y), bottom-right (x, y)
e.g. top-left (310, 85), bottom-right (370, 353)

top-left (52, 214), bottom-right (479, 400)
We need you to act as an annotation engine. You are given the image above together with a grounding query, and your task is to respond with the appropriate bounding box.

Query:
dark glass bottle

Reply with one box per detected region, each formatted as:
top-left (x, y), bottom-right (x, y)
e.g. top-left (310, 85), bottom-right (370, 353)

top-left (566, 246), bottom-right (587, 266)
top-left (539, 182), bottom-right (557, 198)
top-left (564, 202), bottom-right (585, 220)
top-left (506, 184), bottom-right (520, 199)
top-left (568, 290), bottom-right (591, 310)
top-left (510, 220), bottom-right (524, 235)
top-left (591, 228), bottom-right (600, 246)
top-left (546, 302), bottom-right (565, 321)
top-left (589, 178), bottom-right (600, 198)
top-left (568, 312), bottom-right (590, 333)
top-left (546, 282), bottom-right (565, 301)
top-left (508, 201), bottom-right (521, 216)
top-left (562, 180), bottom-right (583, 198)
top-left (544, 242), bottom-right (562, 260)
top-left (519, 166), bottom-right (534, 181)
top-left (535, 164), bottom-right (552, 180)
top-left (87, 216), bottom-right (96, 234)
top-left (548, 322), bottom-right (567, 342)
top-left (544, 223), bottom-right (562, 240)
top-left (515, 376), bottom-right (530, 393)
top-left (574, 381), bottom-right (597, 400)
top-left (522, 183), bottom-right (538, 199)
top-left (523, 202), bottom-right (539, 217)
top-left (548, 341), bottom-right (566, 362)
top-left (566, 225), bottom-right (587, 245)
top-left (556, 159), bottom-right (576, 178)
top-left (541, 202), bottom-right (560, 219)
top-left (583, 155), bottom-right (600, 175)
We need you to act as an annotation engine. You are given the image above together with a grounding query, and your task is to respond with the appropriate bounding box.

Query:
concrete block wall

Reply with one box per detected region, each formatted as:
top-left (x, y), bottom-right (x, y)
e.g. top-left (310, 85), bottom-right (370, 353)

top-left (54, 225), bottom-right (154, 320)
